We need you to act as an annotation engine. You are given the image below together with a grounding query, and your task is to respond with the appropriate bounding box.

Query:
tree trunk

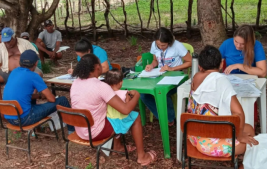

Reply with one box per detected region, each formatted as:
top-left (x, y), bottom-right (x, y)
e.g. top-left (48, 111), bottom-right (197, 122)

top-left (256, 0), bottom-right (262, 30)
top-left (103, 0), bottom-right (112, 37)
top-left (64, 0), bottom-right (70, 38)
top-left (78, 0), bottom-right (82, 36)
top-left (225, 0), bottom-right (227, 28)
top-left (69, 0), bottom-right (74, 27)
top-left (230, 0), bottom-right (235, 31)
top-left (121, 0), bottom-right (128, 37)
top-left (197, 0), bottom-right (227, 47)
top-left (147, 0), bottom-right (154, 28)
top-left (135, 0), bottom-right (143, 34)
top-left (156, 0), bottom-right (161, 27)
top-left (186, 0), bottom-right (193, 38)
top-left (170, 0), bottom-right (173, 32)
top-left (91, 0), bottom-right (97, 41)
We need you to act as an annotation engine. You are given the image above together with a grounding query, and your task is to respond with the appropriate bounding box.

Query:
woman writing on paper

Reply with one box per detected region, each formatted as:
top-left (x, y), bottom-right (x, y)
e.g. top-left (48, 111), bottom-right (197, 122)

top-left (141, 27), bottom-right (192, 126)
top-left (219, 25), bottom-right (266, 77)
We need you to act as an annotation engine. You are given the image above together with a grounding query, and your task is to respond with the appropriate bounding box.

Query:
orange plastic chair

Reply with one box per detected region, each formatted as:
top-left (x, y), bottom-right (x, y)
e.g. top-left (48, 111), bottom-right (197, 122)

top-left (0, 100), bottom-right (58, 163)
top-left (137, 55), bottom-right (142, 62)
top-left (180, 113), bottom-right (240, 169)
top-left (56, 105), bottom-right (128, 169)
top-left (111, 63), bottom-right (121, 70)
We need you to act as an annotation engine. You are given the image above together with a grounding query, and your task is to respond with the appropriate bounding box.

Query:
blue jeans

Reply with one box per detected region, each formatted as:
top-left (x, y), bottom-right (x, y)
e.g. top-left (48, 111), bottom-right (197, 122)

top-left (8, 96), bottom-right (75, 132)
top-left (140, 88), bottom-right (176, 123)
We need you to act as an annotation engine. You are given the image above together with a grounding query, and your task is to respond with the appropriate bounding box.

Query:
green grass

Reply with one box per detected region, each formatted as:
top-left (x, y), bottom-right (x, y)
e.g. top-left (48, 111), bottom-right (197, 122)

top-left (42, 61), bottom-right (52, 74)
top-left (48, 0), bottom-right (267, 29)
top-left (128, 36), bottom-right (137, 46)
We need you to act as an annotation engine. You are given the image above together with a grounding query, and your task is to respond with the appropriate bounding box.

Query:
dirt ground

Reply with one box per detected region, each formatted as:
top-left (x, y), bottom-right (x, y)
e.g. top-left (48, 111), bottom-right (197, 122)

top-left (0, 34), bottom-right (266, 169)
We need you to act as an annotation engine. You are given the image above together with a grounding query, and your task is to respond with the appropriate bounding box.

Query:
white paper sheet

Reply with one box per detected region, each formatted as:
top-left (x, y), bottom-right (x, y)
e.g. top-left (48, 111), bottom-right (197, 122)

top-left (138, 68), bottom-right (166, 78)
top-left (56, 74), bottom-right (76, 81)
top-left (157, 76), bottom-right (185, 85)
top-left (55, 46), bottom-right (70, 53)
top-left (225, 75), bottom-right (261, 97)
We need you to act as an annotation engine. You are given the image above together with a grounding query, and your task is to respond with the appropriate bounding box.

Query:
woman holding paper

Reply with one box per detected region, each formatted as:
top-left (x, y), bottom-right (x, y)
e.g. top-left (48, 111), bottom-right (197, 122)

top-left (219, 25), bottom-right (266, 77)
top-left (142, 27), bottom-right (192, 126)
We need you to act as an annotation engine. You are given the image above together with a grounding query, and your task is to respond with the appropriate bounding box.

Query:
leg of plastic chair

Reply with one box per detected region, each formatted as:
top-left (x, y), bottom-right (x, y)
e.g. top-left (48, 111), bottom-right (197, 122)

top-left (182, 152), bottom-right (185, 169)
top-left (27, 130), bottom-right (32, 163)
top-left (96, 146), bottom-right (101, 169)
top-left (149, 112), bottom-right (153, 122)
top-left (234, 158), bottom-right (238, 169)
top-left (5, 129), bottom-right (9, 158)
top-left (65, 141), bottom-right (69, 167)
top-left (122, 135), bottom-right (129, 159)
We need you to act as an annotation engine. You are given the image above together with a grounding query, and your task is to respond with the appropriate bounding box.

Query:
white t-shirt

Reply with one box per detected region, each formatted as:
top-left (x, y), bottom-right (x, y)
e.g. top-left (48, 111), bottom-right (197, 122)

top-left (150, 40), bottom-right (188, 68)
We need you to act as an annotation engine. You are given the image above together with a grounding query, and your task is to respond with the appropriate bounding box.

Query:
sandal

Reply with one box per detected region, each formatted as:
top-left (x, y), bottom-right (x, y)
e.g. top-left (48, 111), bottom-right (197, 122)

top-left (126, 145), bottom-right (136, 152)
top-left (138, 150), bottom-right (157, 166)
top-left (168, 121), bottom-right (174, 126)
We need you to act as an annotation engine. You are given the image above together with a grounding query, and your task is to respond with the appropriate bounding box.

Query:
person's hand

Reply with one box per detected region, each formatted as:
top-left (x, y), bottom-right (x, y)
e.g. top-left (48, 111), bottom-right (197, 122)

top-left (145, 64), bottom-right (153, 72)
top-left (160, 65), bottom-right (172, 72)
top-left (68, 68), bottom-right (73, 74)
top-left (237, 132), bottom-right (259, 147)
top-left (128, 90), bottom-right (139, 97)
top-left (125, 92), bottom-right (132, 102)
top-left (46, 51), bottom-right (55, 58)
top-left (224, 64), bottom-right (241, 75)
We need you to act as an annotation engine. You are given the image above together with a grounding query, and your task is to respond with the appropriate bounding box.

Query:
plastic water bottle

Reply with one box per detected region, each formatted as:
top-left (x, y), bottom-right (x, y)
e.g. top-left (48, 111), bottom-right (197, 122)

top-left (191, 52), bottom-right (199, 79)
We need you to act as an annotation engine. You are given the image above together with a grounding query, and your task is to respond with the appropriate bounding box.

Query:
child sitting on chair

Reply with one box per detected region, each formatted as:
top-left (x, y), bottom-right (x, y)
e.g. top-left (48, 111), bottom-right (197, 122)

top-left (105, 69), bottom-right (139, 134)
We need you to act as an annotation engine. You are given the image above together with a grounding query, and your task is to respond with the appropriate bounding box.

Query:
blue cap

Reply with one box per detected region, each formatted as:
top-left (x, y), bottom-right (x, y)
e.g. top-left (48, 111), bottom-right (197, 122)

top-left (20, 50), bottom-right (39, 66)
top-left (1, 27), bottom-right (14, 42)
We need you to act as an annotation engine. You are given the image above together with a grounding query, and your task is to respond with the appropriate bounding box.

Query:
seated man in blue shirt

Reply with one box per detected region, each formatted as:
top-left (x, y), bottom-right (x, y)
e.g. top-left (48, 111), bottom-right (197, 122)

top-left (67, 37), bottom-right (112, 74)
top-left (3, 50), bottom-right (74, 132)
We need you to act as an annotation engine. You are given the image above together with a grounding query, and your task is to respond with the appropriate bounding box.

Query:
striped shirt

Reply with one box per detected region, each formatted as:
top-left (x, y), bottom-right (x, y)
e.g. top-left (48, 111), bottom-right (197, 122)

top-left (70, 77), bottom-right (115, 140)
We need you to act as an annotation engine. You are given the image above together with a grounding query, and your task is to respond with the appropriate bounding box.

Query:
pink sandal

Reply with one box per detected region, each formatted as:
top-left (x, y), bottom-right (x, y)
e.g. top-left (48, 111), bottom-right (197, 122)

top-left (138, 150), bottom-right (157, 166)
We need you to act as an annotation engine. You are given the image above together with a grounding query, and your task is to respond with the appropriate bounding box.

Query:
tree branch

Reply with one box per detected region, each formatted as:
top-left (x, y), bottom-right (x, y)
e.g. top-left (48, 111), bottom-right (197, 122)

top-left (0, 0), bottom-right (16, 10)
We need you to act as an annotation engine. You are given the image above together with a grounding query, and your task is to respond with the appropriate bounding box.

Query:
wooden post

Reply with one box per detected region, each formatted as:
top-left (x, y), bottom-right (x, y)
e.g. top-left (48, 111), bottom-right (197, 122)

top-left (186, 0), bottom-right (193, 38)
top-left (135, 0), bottom-right (143, 34)
top-left (225, 0), bottom-right (228, 28)
top-left (156, 0), bottom-right (161, 27)
top-left (256, 0), bottom-right (262, 30)
top-left (85, 0), bottom-right (92, 21)
top-left (73, 1), bottom-right (75, 14)
top-left (230, 0), bottom-right (235, 31)
top-left (170, 0), bottom-right (173, 32)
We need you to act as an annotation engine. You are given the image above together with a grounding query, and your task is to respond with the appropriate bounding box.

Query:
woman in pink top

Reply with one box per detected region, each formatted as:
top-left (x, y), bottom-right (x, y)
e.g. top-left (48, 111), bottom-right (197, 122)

top-left (70, 54), bottom-right (156, 166)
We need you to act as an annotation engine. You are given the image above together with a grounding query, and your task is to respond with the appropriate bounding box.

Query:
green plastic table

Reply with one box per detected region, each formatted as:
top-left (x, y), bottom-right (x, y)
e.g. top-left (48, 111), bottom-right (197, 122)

top-left (121, 71), bottom-right (189, 158)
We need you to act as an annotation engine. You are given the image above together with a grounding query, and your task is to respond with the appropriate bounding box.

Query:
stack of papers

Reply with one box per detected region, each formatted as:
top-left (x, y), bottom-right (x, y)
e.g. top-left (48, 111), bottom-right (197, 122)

top-left (157, 76), bottom-right (185, 85)
top-left (138, 68), bottom-right (166, 78)
top-left (56, 74), bottom-right (76, 81)
top-left (226, 75), bottom-right (261, 97)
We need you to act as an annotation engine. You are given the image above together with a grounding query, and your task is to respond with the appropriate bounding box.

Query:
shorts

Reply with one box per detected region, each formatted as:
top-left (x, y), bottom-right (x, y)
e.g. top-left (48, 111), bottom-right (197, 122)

top-left (44, 47), bottom-right (53, 58)
top-left (0, 67), bottom-right (43, 84)
top-left (92, 118), bottom-right (114, 141)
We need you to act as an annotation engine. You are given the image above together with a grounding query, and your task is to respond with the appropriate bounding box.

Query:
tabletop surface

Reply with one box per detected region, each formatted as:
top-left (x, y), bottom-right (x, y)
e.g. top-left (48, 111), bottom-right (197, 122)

top-left (121, 71), bottom-right (188, 92)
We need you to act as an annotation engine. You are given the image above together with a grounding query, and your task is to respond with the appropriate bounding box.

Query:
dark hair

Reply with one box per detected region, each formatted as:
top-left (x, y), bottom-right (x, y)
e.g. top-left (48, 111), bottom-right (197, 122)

top-left (105, 68), bottom-right (123, 86)
top-left (233, 25), bottom-right (255, 67)
top-left (75, 37), bottom-right (94, 54)
top-left (198, 45), bottom-right (222, 70)
top-left (154, 27), bottom-right (175, 46)
top-left (72, 54), bottom-right (100, 79)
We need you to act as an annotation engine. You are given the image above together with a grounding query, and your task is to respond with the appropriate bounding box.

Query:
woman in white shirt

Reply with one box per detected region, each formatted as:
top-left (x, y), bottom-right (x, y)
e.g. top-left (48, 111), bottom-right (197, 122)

top-left (141, 27), bottom-right (192, 125)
